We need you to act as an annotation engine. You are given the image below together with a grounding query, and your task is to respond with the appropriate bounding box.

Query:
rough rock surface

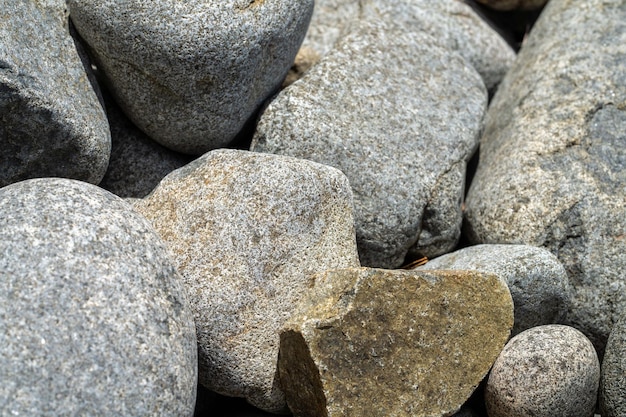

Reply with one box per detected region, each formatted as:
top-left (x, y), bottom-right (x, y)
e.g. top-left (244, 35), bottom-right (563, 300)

top-left (600, 312), bottom-right (626, 417)
top-left (464, 0), bottom-right (626, 354)
top-left (419, 244), bottom-right (570, 336)
top-left (0, 178), bottom-right (197, 416)
top-left (279, 268), bottom-right (513, 417)
top-left (252, 20), bottom-right (487, 269)
top-left (68, 0), bottom-right (313, 154)
top-left (0, 0), bottom-right (110, 187)
top-left (485, 325), bottom-right (600, 417)
top-left (133, 149), bottom-right (360, 412)
top-left (300, 0), bottom-right (359, 57)
top-left (474, 0), bottom-right (548, 11)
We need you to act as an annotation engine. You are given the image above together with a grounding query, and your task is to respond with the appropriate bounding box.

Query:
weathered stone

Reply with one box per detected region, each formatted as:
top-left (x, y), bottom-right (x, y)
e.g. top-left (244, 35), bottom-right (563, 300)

top-left (98, 92), bottom-right (192, 198)
top-left (0, 0), bottom-right (110, 187)
top-left (299, 0), bottom-right (360, 57)
top-left (133, 149), bottom-right (360, 412)
top-left (464, 0), bottom-right (626, 354)
top-left (485, 325), bottom-right (600, 417)
top-left (68, 0), bottom-right (313, 154)
top-left (419, 244), bottom-right (571, 336)
top-left (279, 268), bottom-right (513, 417)
top-left (600, 312), bottom-right (626, 417)
top-left (474, 0), bottom-right (548, 11)
top-left (251, 20), bottom-right (487, 268)
top-left (0, 178), bottom-right (197, 416)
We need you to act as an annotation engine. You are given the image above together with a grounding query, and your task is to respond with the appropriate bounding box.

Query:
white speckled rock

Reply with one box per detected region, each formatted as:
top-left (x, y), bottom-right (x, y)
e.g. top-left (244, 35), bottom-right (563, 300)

top-left (464, 0), bottom-right (626, 354)
top-left (600, 312), bottom-right (626, 417)
top-left (68, 0), bottom-right (313, 154)
top-left (485, 325), bottom-right (600, 417)
top-left (0, 0), bottom-right (110, 187)
top-left (252, 20), bottom-right (487, 268)
top-left (419, 244), bottom-right (571, 336)
top-left (133, 149), bottom-right (360, 412)
top-left (0, 178), bottom-right (197, 417)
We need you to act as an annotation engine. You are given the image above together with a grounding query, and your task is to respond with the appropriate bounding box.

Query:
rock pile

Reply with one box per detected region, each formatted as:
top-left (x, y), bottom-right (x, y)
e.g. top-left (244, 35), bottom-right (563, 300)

top-left (1, 0), bottom-right (623, 416)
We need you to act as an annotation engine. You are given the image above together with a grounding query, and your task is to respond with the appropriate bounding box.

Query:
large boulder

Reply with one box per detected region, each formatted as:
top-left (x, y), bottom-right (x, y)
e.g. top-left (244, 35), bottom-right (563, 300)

top-left (0, 0), bottom-right (110, 187)
top-left (68, 0), bottom-right (313, 154)
top-left (133, 149), bottom-right (360, 412)
top-left (0, 178), bottom-right (197, 416)
top-left (464, 0), bottom-right (626, 354)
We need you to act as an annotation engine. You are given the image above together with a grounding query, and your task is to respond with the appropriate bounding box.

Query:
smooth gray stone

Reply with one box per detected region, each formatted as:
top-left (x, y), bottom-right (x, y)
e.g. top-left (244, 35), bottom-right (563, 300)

top-left (68, 0), bottom-right (313, 154)
top-left (485, 325), bottom-right (599, 417)
top-left (98, 92), bottom-right (192, 198)
top-left (600, 313), bottom-right (626, 417)
top-left (0, 178), bottom-right (197, 417)
top-left (464, 0), bottom-right (626, 354)
top-left (251, 20), bottom-right (487, 268)
top-left (300, 0), bottom-right (360, 57)
top-left (0, 0), bottom-right (110, 187)
top-left (133, 149), bottom-right (360, 412)
top-left (419, 244), bottom-right (571, 336)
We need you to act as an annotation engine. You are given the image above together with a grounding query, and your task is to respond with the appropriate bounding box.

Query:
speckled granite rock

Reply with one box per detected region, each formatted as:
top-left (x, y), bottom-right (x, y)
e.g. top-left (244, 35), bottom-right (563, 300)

top-left (486, 325), bottom-right (599, 417)
top-left (252, 20), bottom-right (486, 269)
top-left (464, 0), bottom-right (626, 354)
top-left (419, 244), bottom-right (571, 336)
top-left (0, 0), bottom-right (110, 187)
top-left (279, 268), bottom-right (513, 417)
top-left (68, 0), bottom-right (313, 154)
top-left (98, 92), bottom-right (192, 198)
top-left (0, 178), bottom-right (197, 417)
top-left (133, 149), bottom-right (359, 412)
top-left (600, 312), bottom-right (626, 417)
top-left (475, 0), bottom-right (548, 11)
top-left (300, 0), bottom-right (359, 57)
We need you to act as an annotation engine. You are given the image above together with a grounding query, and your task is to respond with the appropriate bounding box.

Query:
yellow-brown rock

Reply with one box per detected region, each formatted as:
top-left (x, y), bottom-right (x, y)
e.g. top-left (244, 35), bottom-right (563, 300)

top-left (278, 268), bottom-right (513, 417)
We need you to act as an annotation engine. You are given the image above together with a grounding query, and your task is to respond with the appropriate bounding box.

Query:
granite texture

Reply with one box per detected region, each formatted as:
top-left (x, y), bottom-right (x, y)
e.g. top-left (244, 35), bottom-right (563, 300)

top-left (300, 0), bottom-right (359, 57)
top-left (133, 149), bottom-right (360, 412)
top-left (600, 312), bottom-right (626, 417)
top-left (464, 0), bottom-right (626, 354)
top-left (0, 178), bottom-right (197, 416)
top-left (419, 244), bottom-right (571, 336)
top-left (279, 268), bottom-right (513, 417)
top-left (252, 20), bottom-right (486, 268)
top-left (485, 325), bottom-right (600, 417)
top-left (67, 0), bottom-right (313, 154)
top-left (0, 0), bottom-right (111, 187)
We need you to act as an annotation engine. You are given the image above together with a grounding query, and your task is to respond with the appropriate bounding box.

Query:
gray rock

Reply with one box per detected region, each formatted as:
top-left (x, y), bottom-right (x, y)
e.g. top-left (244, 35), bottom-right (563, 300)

top-left (68, 0), bottom-right (313, 154)
top-left (419, 244), bottom-right (571, 336)
top-left (133, 149), bottom-right (360, 412)
top-left (485, 325), bottom-right (600, 417)
top-left (600, 313), bottom-right (626, 417)
top-left (251, 20), bottom-right (487, 268)
top-left (98, 92), bottom-right (192, 198)
top-left (464, 0), bottom-right (626, 354)
top-left (299, 0), bottom-right (360, 57)
top-left (0, 0), bottom-right (110, 187)
top-left (0, 178), bottom-right (197, 416)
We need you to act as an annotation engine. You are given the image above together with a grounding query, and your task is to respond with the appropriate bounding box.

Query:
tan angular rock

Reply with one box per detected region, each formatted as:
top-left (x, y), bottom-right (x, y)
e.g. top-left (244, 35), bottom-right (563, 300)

top-left (278, 268), bottom-right (514, 417)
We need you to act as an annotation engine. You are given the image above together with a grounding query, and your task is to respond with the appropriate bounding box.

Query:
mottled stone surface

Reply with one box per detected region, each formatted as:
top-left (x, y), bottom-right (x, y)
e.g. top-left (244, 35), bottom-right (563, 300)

top-left (279, 268), bottom-right (513, 417)
top-left (0, 178), bottom-right (197, 416)
top-left (420, 244), bottom-right (571, 336)
top-left (464, 0), bottom-right (626, 354)
top-left (98, 92), bottom-right (192, 198)
top-left (486, 325), bottom-right (599, 417)
top-left (0, 0), bottom-right (110, 187)
top-left (133, 149), bottom-right (359, 412)
top-left (68, 0), bottom-right (313, 154)
top-left (600, 313), bottom-right (626, 417)
top-left (252, 20), bottom-right (486, 269)
top-left (474, 0), bottom-right (548, 11)
top-left (300, 0), bottom-right (359, 57)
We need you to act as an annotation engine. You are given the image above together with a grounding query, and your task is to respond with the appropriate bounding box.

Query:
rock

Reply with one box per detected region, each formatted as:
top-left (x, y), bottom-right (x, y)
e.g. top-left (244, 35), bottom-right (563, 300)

top-left (485, 325), bottom-right (600, 417)
top-left (0, 0), bottom-right (110, 187)
top-left (68, 0), bottom-right (313, 154)
top-left (474, 0), bottom-right (548, 11)
top-left (98, 91), bottom-right (192, 198)
top-left (299, 0), bottom-right (360, 57)
top-left (419, 244), bottom-right (571, 336)
top-left (278, 268), bottom-right (513, 417)
top-left (464, 0), bottom-right (626, 354)
top-left (360, 0), bottom-right (517, 92)
top-left (0, 178), bottom-right (197, 416)
top-left (133, 149), bottom-right (360, 412)
top-left (600, 313), bottom-right (626, 417)
top-left (251, 20), bottom-right (487, 268)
